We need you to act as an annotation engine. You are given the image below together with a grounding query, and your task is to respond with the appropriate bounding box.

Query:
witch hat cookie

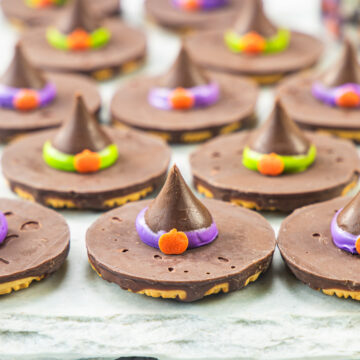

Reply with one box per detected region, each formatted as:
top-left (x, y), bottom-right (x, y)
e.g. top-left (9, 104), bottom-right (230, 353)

top-left (278, 39), bottom-right (360, 142)
top-left (185, 0), bottom-right (323, 84)
top-left (278, 190), bottom-right (360, 301)
top-left (111, 43), bottom-right (258, 144)
top-left (86, 164), bottom-right (276, 302)
top-left (1, 0), bottom-right (121, 29)
top-left (0, 42), bottom-right (100, 142)
top-left (190, 99), bottom-right (360, 212)
top-left (20, 0), bottom-right (145, 80)
top-left (2, 93), bottom-right (171, 210)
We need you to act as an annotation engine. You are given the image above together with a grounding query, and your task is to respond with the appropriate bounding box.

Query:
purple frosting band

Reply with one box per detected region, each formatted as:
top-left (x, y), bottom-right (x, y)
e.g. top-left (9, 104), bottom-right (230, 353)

top-left (331, 209), bottom-right (359, 254)
top-left (136, 207), bottom-right (218, 250)
top-left (312, 81), bottom-right (360, 107)
top-left (0, 212), bottom-right (8, 245)
top-left (148, 82), bottom-right (220, 111)
top-left (0, 83), bottom-right (57, 110)
top-left (172, 0), bottom-right (228, 10)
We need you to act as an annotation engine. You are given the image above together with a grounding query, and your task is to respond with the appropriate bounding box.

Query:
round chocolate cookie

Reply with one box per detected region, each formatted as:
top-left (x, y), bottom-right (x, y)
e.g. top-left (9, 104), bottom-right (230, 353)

top-left (190, 132), bottom-right (360, 212)
top-left (20, 19), bottom-right (146, 80)
top-left (0, 198), bottom-right (70, 295)
top-left (2, 128), bottom-right (171, 210)
top-left (111, 72), bottom-right (258, 144)
top-left (0, 72), bottom-right (100, 142)
top-left (278, 196), bottom-right (360, 301)
top-left (1, 0), bottom-right (121, 28)
top-left (86, 198), bottom-right (276, 302)
top-left (146, 0), bottom-right (243, 33)
top-left (185, 31), bottom-right (323, 84)
top-left (277, 74), bottom-right (360, 143)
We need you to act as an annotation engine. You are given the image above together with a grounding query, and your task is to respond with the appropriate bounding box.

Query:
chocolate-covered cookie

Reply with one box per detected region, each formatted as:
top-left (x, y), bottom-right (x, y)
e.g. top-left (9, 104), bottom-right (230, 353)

top-left (0, 198), bottom-right (69, 295)
top-left (185, 0), bottom-right (323, 84)
top-left (2, 95), bottom-right (171, 210)
top-left (111, 45), bottom-right (258, 144)
top-left (278, 194), bottom-right (360, 301)
top-left (278, 39), bottom-right (360, 142)
top-left (86, 166), bottom-right (276, 302)
top-left (20, 0), bottom-right (145, 80)
top-left (190, 101), bottom-right (360, 212)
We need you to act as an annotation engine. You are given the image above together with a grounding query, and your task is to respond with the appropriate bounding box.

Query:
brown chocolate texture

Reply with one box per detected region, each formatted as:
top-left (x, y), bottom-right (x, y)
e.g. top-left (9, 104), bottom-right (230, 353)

top-left (337, 191), bottom-right (360, 235)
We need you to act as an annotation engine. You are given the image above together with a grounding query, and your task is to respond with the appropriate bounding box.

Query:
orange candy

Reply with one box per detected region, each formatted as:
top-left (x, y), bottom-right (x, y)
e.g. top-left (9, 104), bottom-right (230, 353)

top-left (336, 91), bottom-right (360, 108)
top-left (68, 29), bottom-right (91, 51)
top-left (38, 0), bottom-right (52, 7)
top-left (74, 149), bottom-right (101, 173)
top-left (169, 88), bottom-right (195, 110)
top-left (242, 32), bottom-right (266, 54)
top-left (182, 0), bottom-right (200, 11)
top-left (14, 90), bottom-right (39, 111)
top-left (158, 229), bottom-right (189, 255)
top-left (356, 237), bottom-right (360, 255)
top-left (257, 153), bottom-right (285, 176)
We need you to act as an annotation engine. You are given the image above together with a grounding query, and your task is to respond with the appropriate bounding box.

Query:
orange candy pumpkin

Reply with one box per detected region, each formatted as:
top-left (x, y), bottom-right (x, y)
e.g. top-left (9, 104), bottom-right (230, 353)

top-left (14, 90), bottom-right (39, 111)
top-left (336, 91), bottom-right (360, 108)
top-left (158, 229), bottom-right (189, 255)
top-left (74, 149), bottom-right (101, 173)
top-left (182, 0), bottom-right (200, 11)
top-left (68, 29), bottom-right (91, 51)
top-left (242, 32), bottom-right (266, 54)
top-left (169, 88), bottom-right (195, 110)
top-left (257, 153), bottom-right (285, 176)
top-left (356, 237), bottom-right (360, 255)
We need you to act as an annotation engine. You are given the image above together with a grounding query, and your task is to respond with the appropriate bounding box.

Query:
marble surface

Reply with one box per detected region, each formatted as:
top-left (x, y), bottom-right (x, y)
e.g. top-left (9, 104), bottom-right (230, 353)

top-left (0, 1), bottom-right (360, 359)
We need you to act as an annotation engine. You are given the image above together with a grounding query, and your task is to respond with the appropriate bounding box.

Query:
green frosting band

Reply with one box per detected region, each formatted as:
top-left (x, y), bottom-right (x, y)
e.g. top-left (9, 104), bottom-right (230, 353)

top-left (224, 29), bottom-right (290, 54)
top-left (242, 145), bottom-right (317, 174)
top-left (43, 141), bottom-right (118, 172)
top-left (46, 27), bottom-right (111, 51)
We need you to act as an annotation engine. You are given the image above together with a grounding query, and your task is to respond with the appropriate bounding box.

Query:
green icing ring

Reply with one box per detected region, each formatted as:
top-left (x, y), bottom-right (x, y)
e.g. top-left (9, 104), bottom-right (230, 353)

top-left (242, 144), bottom-right (317, 174)
top-left (43, 141), bottom-right (118, 172)
top-left (46, 27), bottom-right (111, 51)
top-left (224, 29), bottom-right (290, 54)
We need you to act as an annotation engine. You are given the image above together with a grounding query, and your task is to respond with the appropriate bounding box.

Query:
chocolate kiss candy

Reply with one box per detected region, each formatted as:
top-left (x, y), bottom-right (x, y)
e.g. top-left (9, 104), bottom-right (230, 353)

top-left (55, 0), bottom-right (101, 34)
top-left (232, 0), bottom-right (277, 38)
top-left (52, 93), bottom-right (111, 155)
top-left (145, 164), bottom-right (213, 232)
top-left (158, 44), bottom-right (210, 89)
top-left (318, 39), bottom-right (360, 87)
top-left (0, 43), bottom-right (46, 90)
top-left (337, 191), bottom-right (360, 235)
top-left (247, 100), bottom-right (311, 156)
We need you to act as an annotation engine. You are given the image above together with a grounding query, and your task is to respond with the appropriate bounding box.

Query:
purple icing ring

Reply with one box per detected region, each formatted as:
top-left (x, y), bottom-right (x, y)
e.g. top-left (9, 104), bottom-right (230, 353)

top-left (172, 0), bottom-right (228, 10)
top-left (0, 212), bottom-right (8, 245)
top-left (312, 82), bottom-right (360, 107)
top-left (136, 207), bottom-right (218, 249)
top-left (148, 82), bottom-right (220, 111)
top-left (331, 209), bottom-right (359, 254)
top-left (0, 83), bottom-right (57, 110)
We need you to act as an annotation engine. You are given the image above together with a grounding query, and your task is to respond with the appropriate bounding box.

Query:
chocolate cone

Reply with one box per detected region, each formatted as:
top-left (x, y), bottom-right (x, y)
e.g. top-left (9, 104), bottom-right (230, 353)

top-left (232, 0), bottom-right (277, 37)
top-left (52, 93), bottom-right (111, 155)
top-left (319, 39), bottom-right (360, 87)
top-left (337, 191), bottom-right (360, 235)
top-left (0, 43), bottom-right (46, 89)
top-left (158, 44), bottom-right (209, 88)
top-left (56, 0), bottom-right (100, 34)
top-left (248, 100), bottom-right (310, 156)
top-left (145, 164), bottom-right (213, 232)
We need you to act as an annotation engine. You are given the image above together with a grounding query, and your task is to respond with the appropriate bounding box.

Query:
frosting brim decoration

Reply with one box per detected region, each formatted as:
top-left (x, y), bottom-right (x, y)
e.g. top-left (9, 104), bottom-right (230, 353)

top-left (136, 207), bottom-right (218, 249)
top-left (0, 212), bottom-right (8, 244)
top-left (172, 0), bottom-right (228, 11)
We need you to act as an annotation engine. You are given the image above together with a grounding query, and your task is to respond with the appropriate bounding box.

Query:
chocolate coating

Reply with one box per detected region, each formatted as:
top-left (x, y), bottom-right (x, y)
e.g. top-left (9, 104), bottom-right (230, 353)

top-left (278, 196), bottom-right (360, 293)
top-left (52, 94), bottom-right (111, 154)
top-left (145, 165), bottom-right (213, 232)
top-left (247, 100), bottom-right (311, 155)
top-left (190, 131), bottom-right (360, 212)
top-left (337, 191), bottom-right (360, 235)
top-left (0, 198), bottom-right (69, 284)
top-left (232, 0), bottom-right (277, 37)
top-left (86, 198), bottom-right (276, 302)
top-left (1, 43), bottom-right (46, 90)
top-left (158, 44), bottom-right (209, 88)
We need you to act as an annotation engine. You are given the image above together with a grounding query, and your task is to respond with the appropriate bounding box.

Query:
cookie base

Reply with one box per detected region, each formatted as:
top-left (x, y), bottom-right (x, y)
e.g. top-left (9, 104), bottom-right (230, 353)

top-left (0, 275), bottom-right (44, 295)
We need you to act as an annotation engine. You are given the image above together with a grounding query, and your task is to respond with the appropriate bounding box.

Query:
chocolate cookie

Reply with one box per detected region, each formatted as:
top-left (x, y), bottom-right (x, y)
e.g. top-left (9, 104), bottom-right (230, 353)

top-left (278, 196), bottom-right (360, 301)
top-left (145, 0), bottom-right (243, 33)
top-left (2, 128), bottom-right (171, 210)
top-left (190, 131), bottom-right (360, 212)
top-left (0, 198), bottom-right (70, 295)
top-left (86, 198), bottom-right (275, 302)
top-left (1, 0), bottom-right (121, 28)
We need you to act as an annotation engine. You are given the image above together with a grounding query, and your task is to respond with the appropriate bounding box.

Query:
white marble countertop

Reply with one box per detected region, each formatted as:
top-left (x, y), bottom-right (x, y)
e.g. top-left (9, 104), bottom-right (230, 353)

top-left (1, 1), bottom-right (360, 359)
